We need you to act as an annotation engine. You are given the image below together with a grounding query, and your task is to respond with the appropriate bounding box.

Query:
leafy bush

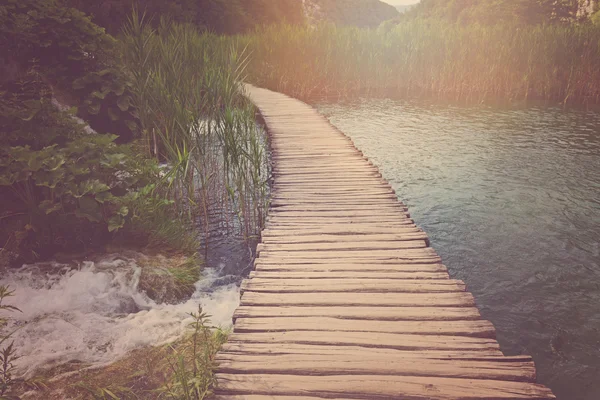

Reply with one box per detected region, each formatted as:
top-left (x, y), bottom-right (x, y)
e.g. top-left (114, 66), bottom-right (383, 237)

top-left (0, 0), bottom-right (112, 82)
top-left (0, 127), bottom-right (163, 259)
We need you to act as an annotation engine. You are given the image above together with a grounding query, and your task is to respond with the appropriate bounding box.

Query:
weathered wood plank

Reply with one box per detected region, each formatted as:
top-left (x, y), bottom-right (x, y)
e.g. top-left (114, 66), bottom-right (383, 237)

top-left (261, 234), bottom-right (429, 245)
top-left (253, 262), bottom-right (449, 272)
top-left (215, 354), bottom-right (536, 382)
top-left (226, 331), bottom-right (501, 351)
top-left (240, 291), bottom-right (475, 307)
top-left (240, 279), bottom-right (466, 293)
top-left (218, 342), bottom-right (508, 359)
top-left (215, 374), bottom-right (556, 399)
top-left (233, 317), bottom-right (496, 338)
top-left (248, 271), bottom-right (449, 279)
top-left (256, 241), bottom-right (427, 253)
top-left (233, 306), bottom-right (480, 321)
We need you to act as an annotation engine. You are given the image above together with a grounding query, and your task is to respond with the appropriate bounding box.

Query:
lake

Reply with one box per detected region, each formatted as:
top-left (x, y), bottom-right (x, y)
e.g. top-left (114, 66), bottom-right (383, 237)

top-left (316, 99), bottom-right (600, 400)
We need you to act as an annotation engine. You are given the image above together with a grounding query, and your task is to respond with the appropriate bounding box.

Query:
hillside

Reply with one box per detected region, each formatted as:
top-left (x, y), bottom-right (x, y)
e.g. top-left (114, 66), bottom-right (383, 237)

top-left (305, 0), bottom-right (399, 27)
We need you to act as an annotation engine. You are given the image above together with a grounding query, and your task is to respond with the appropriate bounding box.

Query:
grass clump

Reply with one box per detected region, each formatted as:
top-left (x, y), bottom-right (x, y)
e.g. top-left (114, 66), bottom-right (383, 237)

top-left (19, 306), bottom-right (228, 400)
top-left (137, 254), bottom-right (202, 304)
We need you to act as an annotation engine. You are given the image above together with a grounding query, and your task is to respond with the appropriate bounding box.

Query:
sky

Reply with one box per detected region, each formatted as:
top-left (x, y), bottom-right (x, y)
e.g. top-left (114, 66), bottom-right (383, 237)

top-left (380, 0), bottom-right (420, 5)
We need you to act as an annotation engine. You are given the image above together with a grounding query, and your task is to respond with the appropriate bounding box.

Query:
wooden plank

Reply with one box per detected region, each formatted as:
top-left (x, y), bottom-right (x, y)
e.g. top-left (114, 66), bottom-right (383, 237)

top-left (253, 262), bottom-right (449, 272)
top-left (261, 227), bottom-right (423, 236)
top-left (218, 342), bottom-right (507, 358)
top-left (215, 374), bottom-right (556, 399)
top-left (267, 209), bottom-right (407, 217)
top-left (226, 331), bottom-right (501, 351)
top-left (240, 292), bottom-right (476, 307)
top-left (241, 279), bottom-right (466, 294)
top-left (248, 271), bottom-right (449, 279)
top-left (233, 317), bottom-right (496, 338)
top-left (261, 233), bottom-right (429, 244)
top-left (215, 355), bottom-right (536, 382)
top-left (233, 306), bottom-right (480, 321)
top-left (257, 249), bottom-right (441, 261)
top-left (256, 241), bottom-right (427, 253)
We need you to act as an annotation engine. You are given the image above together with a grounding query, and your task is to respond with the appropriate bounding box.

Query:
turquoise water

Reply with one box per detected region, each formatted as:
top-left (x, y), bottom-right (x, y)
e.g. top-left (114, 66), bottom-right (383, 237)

top-left (316, 99), bottom-right (600, 400)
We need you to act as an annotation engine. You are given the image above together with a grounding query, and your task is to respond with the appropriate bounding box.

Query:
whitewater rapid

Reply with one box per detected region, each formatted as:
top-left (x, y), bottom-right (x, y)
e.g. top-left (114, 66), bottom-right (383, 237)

top-left (0, 255), bottom-right (240, 377)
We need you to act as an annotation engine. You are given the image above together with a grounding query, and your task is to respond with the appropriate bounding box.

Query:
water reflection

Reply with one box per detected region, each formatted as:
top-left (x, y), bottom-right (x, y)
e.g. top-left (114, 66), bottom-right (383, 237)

top-left (317, 99), bottom-right (600, 400)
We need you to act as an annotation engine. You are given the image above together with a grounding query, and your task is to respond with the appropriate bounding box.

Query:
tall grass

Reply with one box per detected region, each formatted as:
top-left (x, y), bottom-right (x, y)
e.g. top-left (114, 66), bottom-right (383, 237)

top-left (121, 14), bottom-right (269, 248)
top-left (240, 20), bottom-right (600, 104)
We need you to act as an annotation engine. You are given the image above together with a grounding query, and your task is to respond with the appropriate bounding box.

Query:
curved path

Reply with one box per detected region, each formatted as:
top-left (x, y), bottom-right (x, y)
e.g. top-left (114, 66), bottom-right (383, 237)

top-left (213, 85), bottom-right (555, 399)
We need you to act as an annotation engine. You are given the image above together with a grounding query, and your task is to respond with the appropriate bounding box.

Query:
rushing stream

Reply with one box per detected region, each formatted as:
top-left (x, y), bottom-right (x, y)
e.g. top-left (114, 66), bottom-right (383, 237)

top-left (0, 255), bottom-right (240, 377)
top-left (316, 99), bottom-right (600, 400)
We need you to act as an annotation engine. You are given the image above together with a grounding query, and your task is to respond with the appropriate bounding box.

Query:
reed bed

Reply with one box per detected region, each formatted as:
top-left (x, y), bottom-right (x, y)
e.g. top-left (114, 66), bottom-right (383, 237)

top-left (239, 20), bottom-right (600, 104)
top-left (121, 15), bottom-right (269, 246)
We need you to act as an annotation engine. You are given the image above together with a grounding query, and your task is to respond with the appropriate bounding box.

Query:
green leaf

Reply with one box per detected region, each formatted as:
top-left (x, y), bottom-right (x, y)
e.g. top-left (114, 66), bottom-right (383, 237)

top-left (78, 180), bottom-right (110, 197)
top-left (76, 196), bottom-right (102, 222)
top-left (44, 155), bottom-right (66, 171)
top-left (91, 91), bottom-right (107, 100)
top-left (34, 169), bottom-right (65, 189)
top-left (107, 107), bottom-right (120, 121)
top-left (87, 102), bottom-right (101, 115)
top-left (125, 119), bottom-right (138, 132)
top-left (117, 206), bottom-right (129, 217)
top-left (95, 191), bottom-right (114, 204)
top-left (39, 200), bottom-right (62, 215)
top-left (101, 153), bottom-right (126, 167)
top-left (108, 215), bottom-right (125, 232)
top-left (117, 95), bottom-right (130, 112)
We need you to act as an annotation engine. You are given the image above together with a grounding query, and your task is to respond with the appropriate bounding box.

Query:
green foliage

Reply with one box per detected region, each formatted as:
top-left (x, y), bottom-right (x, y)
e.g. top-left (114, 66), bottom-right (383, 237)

top-left (0, 74), bottom-right (82, 150)
top-left (592, 10), bottom-right (600, 25)
top-left (121, 16), bottom-right (269, 241)
top-left (0, 0), bottom-right (112, 81)
top-left (72, 66), bottom-right (137, 139)
top-left (66, 0), bottom-right (305, 35)
top-left (0, 130), bottom-right (163, 258)
top-left (242, 21), bottom-right (600, 104)
top-left (0, 286), bottom-right (22, 400)
top-left (159, 306), bottom-right (228, 400)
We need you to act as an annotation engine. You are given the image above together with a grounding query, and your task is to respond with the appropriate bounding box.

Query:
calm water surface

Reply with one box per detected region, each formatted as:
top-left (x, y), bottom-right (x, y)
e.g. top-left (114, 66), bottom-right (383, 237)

top-left (316, 99), bottom-right (600, 400)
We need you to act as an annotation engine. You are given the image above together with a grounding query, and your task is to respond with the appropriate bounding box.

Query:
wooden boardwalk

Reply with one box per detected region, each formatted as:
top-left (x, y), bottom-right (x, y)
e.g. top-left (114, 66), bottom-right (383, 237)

top-left (213, 85), bottom-right (556, 399)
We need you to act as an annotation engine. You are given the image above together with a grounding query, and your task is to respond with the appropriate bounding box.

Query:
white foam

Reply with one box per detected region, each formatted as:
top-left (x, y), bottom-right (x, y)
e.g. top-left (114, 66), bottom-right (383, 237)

top-left (0, 256), bottom-right (240, 377)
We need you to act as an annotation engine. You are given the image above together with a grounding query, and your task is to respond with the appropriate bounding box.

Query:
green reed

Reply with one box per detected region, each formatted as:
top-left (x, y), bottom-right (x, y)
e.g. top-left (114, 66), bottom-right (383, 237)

top-left (121, 13), bottom-right (268, 246)
top-left (239, 20), bottom-right (600, 104)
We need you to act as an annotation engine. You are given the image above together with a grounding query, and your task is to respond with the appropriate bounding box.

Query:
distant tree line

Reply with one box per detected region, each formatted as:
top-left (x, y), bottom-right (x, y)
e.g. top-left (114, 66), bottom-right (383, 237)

top-left (408, 0), bottom-right (588, 25)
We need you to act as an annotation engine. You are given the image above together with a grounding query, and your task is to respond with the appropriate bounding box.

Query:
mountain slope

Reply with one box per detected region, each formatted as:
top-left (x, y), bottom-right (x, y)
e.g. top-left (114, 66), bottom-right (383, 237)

top-left (305, 0), bottom-right (399, 27)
